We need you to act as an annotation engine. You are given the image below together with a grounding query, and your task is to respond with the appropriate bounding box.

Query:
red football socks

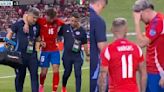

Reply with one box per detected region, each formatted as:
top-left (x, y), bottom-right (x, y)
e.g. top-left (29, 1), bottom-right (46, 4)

top-left (40, 74), bottom-right (46, 85)
top-left (52, 72), bottom-right (59, 91)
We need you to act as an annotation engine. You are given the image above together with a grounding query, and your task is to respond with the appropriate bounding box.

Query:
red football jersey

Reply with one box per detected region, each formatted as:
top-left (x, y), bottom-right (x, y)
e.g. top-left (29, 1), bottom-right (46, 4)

top-left (100, 39), bottom-right (144, 92)
top-left (145, 13), bottom-right (164, 74)
top-left (37, 18), bottom-right (64, 51)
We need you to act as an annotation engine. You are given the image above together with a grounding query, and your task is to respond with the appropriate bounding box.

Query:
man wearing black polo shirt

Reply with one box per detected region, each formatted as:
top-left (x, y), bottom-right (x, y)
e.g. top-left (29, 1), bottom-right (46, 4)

top-left (58, 12), bottom-right (89, 92)
top-left (6, 8), bottom-right (40, 92)
top-left (90, 0), bottom-right (108, 92)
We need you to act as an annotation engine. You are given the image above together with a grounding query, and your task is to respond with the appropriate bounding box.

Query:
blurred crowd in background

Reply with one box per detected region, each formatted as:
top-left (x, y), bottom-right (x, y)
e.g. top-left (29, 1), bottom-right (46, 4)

top-left (0, 0), bottom-right (89, 38)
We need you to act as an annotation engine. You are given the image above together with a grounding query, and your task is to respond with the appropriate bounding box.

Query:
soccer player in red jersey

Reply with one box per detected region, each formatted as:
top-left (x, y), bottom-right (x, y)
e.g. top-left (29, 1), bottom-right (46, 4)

top-left (23, 8), bottom-right (64, 92)
top-left (133, 0), bottom-right (164, 92)
top-left (98, 18), bottom-right (147, 92)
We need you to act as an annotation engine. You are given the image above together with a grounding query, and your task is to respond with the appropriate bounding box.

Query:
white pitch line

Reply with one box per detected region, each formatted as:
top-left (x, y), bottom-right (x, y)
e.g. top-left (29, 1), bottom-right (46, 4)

top-left (107, 32), bottom-right (136, 37)
top-left (0, 67), bottom-right (89, 79)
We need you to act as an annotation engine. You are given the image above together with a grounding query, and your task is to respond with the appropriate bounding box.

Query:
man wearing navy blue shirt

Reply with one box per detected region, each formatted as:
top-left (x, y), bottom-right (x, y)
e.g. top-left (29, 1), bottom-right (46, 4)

top-left (90, 0), bottom-right (108, 92)
top-left (58, 12), bottom-right (89, 92)
top-left (6, 8), bottom-right (40, 92)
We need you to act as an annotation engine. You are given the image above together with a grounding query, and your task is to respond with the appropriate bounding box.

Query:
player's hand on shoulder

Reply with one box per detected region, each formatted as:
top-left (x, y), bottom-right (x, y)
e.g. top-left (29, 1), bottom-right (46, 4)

top-left (63, 18), bottom-right (71, 24)
top-left (23, 23), bottom-right (29, 33)
top-left (40, 41), bottom-right (46, 48)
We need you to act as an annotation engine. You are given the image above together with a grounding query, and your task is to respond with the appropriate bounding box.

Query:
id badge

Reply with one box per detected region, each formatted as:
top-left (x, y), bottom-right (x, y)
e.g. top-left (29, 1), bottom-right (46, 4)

top-left (72, 39), bottom-right (81, 53)
top-left (26, 40), bottom-right (34, 54)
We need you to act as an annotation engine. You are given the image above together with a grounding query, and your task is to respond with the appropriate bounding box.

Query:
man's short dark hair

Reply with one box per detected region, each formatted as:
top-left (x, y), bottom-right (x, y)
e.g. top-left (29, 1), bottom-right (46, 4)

top-left (90, 0), bottom-right (108, 5)
top-left (28, 7), bottom-right (40, 17)
top-left (71, 12), bottom-right (80, 19)
top-left (45, 8), bottom-right (56, 19)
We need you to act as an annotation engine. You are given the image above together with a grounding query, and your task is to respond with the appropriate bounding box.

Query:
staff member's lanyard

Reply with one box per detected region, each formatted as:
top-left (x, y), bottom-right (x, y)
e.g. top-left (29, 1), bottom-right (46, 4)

top-left (70, 26), bottom-right (76, 39)
top-left (26, 29), bottom-right (36, 54)
top-left (70, 25), bottom-right (81, 53)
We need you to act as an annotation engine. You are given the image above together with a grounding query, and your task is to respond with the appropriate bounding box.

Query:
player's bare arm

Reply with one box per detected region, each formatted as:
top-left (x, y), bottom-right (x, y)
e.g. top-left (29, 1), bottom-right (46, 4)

top-left (159, 77), bottom-right (164, 88)
top-left (83, 44), bottom-right (90, 62)
top-left (133, 12), bottom-right (150, 48)
top-left (158, 67), bottom-right (164, 87)
top-left (35, 36), bottom-right (41, 50)
top-left (98, 66), bottom-right (108, 92)
top-left (158, 60), bottom-right (164, 87)
top-left (63, 17), bottom-right (71, 24)
top-left (98, 42), bottom-right (107, 52)
top-left (40, 40), bottom-right (46, 48)
top-left (23, 14), bottom-right (29, 33)
top-left (138, 61), bottom-right (147, 92)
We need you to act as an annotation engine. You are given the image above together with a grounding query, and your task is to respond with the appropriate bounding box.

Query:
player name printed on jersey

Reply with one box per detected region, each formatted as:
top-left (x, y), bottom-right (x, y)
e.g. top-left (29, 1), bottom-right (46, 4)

top-left (117, 45), bottom-right (134, 52)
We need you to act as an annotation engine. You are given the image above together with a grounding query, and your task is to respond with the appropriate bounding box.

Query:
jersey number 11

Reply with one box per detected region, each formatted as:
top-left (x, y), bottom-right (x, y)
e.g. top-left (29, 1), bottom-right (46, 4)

top-left (121, 54), bottom-right (133, 79)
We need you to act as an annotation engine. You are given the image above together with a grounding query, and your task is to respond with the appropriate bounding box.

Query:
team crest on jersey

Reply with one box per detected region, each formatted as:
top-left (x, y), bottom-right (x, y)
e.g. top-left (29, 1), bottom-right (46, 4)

top-left (75, 31), bottom-right (80, 35)
top-left (149, 29), bottom-right (156, 36)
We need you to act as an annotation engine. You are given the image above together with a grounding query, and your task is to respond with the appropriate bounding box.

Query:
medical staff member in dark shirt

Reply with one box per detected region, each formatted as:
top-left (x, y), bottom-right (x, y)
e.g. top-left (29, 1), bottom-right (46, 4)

top-left (58, 12), bottom-right (89, 92)
top-left (6, 8), bottom-right (40, 92)
top-left (90, 0), bottom-right (108, 92)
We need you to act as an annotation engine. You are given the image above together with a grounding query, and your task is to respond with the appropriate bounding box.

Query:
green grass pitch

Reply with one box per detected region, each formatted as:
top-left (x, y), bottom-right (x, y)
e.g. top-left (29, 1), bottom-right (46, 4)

top-left (0, 58), bottom-right (89, 92)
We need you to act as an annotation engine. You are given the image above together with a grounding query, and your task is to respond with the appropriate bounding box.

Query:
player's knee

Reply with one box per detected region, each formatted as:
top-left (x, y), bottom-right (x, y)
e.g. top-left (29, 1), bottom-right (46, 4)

top-left (52, 65), bottom-right (59, 72)
top-left (53, 69), bottom-right (59, 73)
top-left (40, 72), bottom-right (47, 77)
